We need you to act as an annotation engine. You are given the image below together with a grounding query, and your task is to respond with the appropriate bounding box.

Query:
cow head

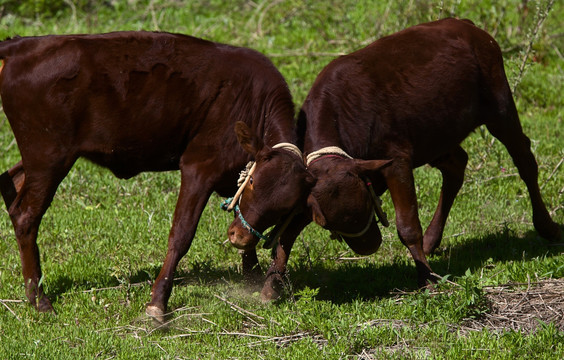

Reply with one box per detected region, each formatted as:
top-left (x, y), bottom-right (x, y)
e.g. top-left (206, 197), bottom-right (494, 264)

top-left (227, 121), bottom-right (314, 250)
top-left (306, 156), bottom-right (392, 255)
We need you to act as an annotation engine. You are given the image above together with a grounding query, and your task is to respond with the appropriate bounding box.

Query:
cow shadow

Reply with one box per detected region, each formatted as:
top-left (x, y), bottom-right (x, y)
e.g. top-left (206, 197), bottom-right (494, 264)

top-left (44, 228), bottom-right (562, 306)
top-left (288, 229), bottom-right (563, 304)
top-left (46, 260), bottom-right (245, 306)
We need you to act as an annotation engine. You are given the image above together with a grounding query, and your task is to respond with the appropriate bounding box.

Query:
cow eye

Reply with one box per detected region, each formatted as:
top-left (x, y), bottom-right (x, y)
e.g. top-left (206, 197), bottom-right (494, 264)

top-left (249, 176), bottom-right (253, 185)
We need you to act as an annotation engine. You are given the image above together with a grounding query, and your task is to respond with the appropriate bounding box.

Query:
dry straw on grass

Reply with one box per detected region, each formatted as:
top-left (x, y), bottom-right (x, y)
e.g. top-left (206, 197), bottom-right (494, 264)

top-left (462, 279), bottom-right (564, 334)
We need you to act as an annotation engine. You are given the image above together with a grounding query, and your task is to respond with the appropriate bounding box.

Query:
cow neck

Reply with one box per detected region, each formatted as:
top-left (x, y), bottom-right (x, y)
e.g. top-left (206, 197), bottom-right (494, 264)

top-left (260, 115), bottom-right (303, 160)
top-left (260, 101), bottom-right (299, 154)
top-left (302, 108), bottom-right (354, 167)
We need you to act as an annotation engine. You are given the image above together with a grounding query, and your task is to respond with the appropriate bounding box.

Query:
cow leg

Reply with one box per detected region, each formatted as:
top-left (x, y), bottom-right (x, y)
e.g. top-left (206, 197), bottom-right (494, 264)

top-left (146, 167), bottom-right (213, 322)
top-left (261, 214), bottom-right (310, 301)
top-left (486, 120), bottom-right (561, 241)
top-left (7, 161), bottom-right (72, 312)
top-left (241, 248), bottom-right (262, 283)
top-left (384, 161), bottom-right (434, 288)
top-left (423, 146), bottom-right (468, 254)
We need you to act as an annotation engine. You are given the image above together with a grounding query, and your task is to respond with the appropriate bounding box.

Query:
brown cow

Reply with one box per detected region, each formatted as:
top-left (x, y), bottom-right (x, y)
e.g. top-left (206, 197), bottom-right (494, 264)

top-left (0, 31), bottom-right (300, 321)
top-left (228, 18), bottom-right (562, 300)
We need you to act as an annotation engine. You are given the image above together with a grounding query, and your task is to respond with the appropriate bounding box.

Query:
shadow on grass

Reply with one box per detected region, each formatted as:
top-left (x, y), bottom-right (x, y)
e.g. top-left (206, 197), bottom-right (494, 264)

top-left (286, 229), bottom-right (563, 304)
top-left (432, 229), bottom-right (563, 275)
top-left (46, 260), bottom-right (247, 306)
top-left (45, 228), bottom-right (563, 307)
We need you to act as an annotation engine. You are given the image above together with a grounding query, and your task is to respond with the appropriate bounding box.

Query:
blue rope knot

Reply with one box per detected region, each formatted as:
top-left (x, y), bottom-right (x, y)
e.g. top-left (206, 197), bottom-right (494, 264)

top-left (221, 197), bottom-right (268, 241)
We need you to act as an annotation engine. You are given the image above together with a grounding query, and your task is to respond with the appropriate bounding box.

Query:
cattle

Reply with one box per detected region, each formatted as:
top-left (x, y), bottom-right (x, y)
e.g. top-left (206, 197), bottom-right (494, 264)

top-left (0, 31), bottom-right (300, 322)
top-left (228, 18), bottom-right (562, 300)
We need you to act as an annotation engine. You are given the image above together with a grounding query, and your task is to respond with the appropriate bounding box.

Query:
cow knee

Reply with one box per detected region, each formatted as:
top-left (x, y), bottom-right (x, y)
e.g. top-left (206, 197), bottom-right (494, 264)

top-left (396, 221), bottom-right (423, 247)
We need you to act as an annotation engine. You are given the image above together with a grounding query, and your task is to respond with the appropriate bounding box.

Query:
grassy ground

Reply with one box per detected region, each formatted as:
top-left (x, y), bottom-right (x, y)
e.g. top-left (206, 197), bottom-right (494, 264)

top-left (0, 1), bottom-right (563, 359)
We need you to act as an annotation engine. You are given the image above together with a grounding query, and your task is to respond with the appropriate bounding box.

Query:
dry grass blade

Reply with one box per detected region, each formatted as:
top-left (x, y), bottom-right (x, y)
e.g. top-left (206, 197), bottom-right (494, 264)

top-left (0, 299), bottom-right (21, 321)
top-left (541, 156), bottom-right (564, 190)
top-left (164, 330), bottom-right (271, 340)
top-left (214, 294), bottom-right (277, 327)
top-left (246, 332), bottom-right (327, 349)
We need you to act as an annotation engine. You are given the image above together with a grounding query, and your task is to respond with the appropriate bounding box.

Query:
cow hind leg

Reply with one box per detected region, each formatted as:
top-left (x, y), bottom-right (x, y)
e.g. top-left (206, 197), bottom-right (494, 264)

top-left (423, 146), bottom-right (468, 254)
top-left (8, 162), bottom-right (72, 313)
top-left (486, 111), bottom-right (561, 241)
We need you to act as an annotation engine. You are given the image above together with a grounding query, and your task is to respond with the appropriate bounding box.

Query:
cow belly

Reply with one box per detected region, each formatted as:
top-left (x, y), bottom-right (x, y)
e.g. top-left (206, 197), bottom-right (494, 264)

top-left (84, 149), bottom-right (181, 179)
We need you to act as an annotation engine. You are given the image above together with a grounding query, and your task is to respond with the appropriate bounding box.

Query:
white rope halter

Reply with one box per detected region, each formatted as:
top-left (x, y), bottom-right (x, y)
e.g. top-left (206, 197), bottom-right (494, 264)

top-left (306, 146), bottom-right (352, 166)
top-left (273, 142), bottom-right (303, 160)
top-left (226, 143), bottom-right (303, 211)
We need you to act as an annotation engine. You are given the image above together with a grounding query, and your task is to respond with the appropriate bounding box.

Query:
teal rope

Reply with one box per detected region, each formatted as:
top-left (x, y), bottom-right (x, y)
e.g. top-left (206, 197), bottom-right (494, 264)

top-left (220, 198), bottom-right (233, 211)
top-left (221, 197), bottom-right (269, 241)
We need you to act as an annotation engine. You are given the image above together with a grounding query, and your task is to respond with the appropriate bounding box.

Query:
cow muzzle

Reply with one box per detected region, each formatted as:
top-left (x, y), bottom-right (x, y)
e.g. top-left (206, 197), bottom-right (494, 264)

top-left (228, 217), bottom-right (261, 250)
top-left (336, 218), bottom-right (383, 255)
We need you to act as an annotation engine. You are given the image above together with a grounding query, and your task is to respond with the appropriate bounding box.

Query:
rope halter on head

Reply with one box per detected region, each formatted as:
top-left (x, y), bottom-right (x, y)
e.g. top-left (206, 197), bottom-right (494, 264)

top-left (306, 146), bottom-right (389, 238)
top-left (221, 142), bottom-right (303, 245)
top-left (225, 143), bottom-right (302, 211)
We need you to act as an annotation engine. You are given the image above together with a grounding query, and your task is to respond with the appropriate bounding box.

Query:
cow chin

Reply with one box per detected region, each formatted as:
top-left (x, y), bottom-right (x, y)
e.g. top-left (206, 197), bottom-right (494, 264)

top-left (341, 221), bottom-right (383, 255)
top-left (228, 221), bottom-right (260, 250)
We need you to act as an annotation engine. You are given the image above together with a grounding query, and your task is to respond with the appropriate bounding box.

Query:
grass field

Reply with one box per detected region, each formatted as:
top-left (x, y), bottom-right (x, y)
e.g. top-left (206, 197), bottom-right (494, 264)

top-left (0, 0), bottom-right (563, 359)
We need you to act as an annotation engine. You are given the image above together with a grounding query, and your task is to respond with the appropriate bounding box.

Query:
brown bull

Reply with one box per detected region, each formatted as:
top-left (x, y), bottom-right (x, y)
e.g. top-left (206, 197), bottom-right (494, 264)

top-left (0, 31), bottom-right (301, 321)
top-left (228, 18), bottom-right (562, 300)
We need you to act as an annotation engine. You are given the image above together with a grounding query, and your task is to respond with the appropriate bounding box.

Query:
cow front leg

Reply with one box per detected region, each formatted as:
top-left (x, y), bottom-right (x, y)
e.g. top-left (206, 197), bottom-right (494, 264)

top-left (261, 214), bottom-right (310, 301)
top-left (241, 248), bottom-right (262, 283)
top-left (423, 146), bottom-right (468, 254)
top-left (146, 171), bottom-right (213, 323)
top-left (384, 161), bottom-right (435, 288)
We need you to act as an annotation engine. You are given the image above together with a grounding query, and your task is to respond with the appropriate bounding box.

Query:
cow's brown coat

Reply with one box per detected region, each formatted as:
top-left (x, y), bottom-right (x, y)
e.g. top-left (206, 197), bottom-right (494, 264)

top-left (0, 31), bottom-right (297, 319)
top-left (229, 18), bottom-right (561, 300)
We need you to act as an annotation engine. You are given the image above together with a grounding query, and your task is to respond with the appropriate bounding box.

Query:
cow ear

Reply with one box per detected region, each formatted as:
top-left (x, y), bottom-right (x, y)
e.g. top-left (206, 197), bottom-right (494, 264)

top-left (353, 159), bottom-right (392, 177)
top-left (234, 121), bottom-right (264, 156)
top-left (307, 193), bottom-right (326, 227)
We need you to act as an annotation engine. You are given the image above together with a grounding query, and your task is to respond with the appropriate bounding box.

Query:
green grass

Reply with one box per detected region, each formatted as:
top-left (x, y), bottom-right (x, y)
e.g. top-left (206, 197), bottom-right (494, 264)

top-left (1, 0), bottom-right (563, 359)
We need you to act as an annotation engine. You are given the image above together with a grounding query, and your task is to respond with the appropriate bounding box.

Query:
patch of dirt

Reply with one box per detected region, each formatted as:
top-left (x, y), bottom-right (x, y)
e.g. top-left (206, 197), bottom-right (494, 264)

top-left (461, 279), bottom-right (564, 334)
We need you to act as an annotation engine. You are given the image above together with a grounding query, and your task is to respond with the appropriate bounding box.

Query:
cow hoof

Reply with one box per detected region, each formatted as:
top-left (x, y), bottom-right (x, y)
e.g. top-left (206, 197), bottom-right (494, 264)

top-left (260, 282), bottom-right (282, 303)
top-left (36, 297), bottom-right (55, 313)
top-left (535, 219), bottom-right (562, 242)
top-left (260, 289), bottom-right (279, 303)
top-left (546, 223), bottom-right (563, 242)
top-left (146, 305), bottom-right (166, 325)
